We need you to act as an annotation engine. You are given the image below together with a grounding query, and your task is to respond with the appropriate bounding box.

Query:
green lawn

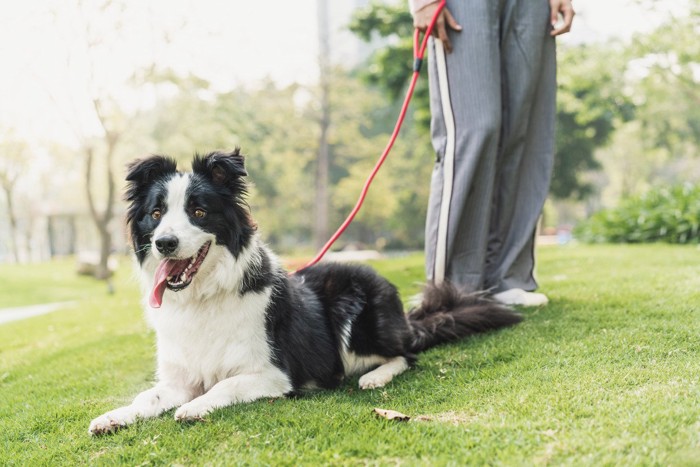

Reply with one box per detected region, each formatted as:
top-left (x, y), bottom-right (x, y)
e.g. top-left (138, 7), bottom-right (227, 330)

top-left (1, 245), bottom-right (700, 465)
top-left (0, 257), bottom-right (114, 308)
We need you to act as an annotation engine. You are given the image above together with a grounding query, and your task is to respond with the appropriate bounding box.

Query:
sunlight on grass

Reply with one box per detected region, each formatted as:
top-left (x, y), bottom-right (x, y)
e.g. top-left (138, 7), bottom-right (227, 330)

top-left (1, 244), bottom-right (700, 464)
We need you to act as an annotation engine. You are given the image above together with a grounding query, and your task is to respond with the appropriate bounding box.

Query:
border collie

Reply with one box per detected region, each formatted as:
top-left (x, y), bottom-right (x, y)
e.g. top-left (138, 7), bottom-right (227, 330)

top-left (88, 150), bottom-right (521, 435)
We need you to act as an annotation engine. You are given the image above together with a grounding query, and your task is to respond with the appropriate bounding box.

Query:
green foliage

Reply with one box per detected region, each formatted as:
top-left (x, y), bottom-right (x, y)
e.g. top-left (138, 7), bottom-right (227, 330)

top-left (128, 68), bottom-right (432, 251)
top-left (3, 245), bottom-right (700, 464)
top-left (349, 1), bottom-right (432, 132)
top-left (576, 184), bottom-right (700, 243)
top-left (553, 44), bottom-right (633, 200)
top-left (349, 1), bottom-right (414, 41)
top-left (627, 3), bottom-right (700, 160)
top-left (573, 1), bottom-right (700, 214)
top-left (326, 70), bottom-right (432, 249)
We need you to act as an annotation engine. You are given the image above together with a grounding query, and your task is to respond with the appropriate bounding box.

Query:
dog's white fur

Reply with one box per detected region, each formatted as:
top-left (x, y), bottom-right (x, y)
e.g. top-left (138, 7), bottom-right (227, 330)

top-left (89, 176), bottom-right (293, 434)
top-left (154, 175), bottom-right (212, 259)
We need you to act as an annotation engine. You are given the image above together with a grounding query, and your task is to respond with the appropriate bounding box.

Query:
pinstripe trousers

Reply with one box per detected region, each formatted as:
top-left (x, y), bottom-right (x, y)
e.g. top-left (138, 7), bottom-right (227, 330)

top-left (424, 0), bottom-right (556, 293)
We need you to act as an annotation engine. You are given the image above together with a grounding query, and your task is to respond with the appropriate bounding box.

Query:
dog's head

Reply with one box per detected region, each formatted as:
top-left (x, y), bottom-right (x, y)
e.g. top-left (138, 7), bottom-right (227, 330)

top-left (125, 149), bottom-right (255, 307)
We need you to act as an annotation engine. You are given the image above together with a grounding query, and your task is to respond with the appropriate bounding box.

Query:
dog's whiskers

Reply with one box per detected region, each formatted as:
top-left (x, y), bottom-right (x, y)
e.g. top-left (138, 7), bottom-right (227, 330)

top-left (135, 244), bottom-right (152, 255)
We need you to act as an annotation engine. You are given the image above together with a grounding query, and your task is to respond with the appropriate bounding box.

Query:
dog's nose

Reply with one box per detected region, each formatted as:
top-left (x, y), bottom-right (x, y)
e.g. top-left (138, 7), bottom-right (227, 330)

top-left (155, 235), bottom-right (179, 256)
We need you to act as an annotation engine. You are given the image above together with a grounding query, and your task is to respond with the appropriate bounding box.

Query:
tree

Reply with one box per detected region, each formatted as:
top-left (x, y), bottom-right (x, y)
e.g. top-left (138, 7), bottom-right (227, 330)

top-left (314, 0), bottom-right (332, 250)
top-left (349, 2), bottom-right (430, 133)
top-left (35, 0), bottom-right (133, 285)
top-left (43, 0), bottom-right (176, 286)
top-left (134, 65), bottom-right (432, 251)
top-left (323, 69), bottom-right (431, 249)
top-left (0, 134), bottom-right (29, 262)
top-left (136, 74), bottom-right (319, 248)
top-left (627, 2), bottom-right (700, 162)
top-left (552, 44), bottom-right (633, 200)
top-left (76, 1), bottom-right (148, 286)
top-left (590, 1), bottom-right (700, 207)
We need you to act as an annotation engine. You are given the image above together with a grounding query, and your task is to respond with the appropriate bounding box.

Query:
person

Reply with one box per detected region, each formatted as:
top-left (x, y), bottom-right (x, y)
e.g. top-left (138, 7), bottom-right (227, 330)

top-left (409, 0), bottom-right (574, 306)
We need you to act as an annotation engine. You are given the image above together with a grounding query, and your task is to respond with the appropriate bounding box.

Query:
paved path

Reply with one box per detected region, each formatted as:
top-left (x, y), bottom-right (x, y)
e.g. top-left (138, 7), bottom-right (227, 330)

top-left (0, 302), bottom-right (76, 325)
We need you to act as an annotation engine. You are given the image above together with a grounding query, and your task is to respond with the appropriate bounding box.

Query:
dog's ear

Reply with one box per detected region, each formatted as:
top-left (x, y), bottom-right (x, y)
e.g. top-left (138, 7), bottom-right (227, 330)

top-left (192, 149), bottom-right (247, 187)
top-left (125, 156), bottom-right (178, 202)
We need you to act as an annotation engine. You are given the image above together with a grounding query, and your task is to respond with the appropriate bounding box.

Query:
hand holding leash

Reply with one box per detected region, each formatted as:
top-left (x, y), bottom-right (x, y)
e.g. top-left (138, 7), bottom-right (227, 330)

top-left (413, 1), bottom-right (461, 53)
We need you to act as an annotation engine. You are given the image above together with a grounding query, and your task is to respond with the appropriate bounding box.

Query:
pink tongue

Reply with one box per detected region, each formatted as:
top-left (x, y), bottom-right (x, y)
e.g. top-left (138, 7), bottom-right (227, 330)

top-left (150, 259), bottom-right (180, 309)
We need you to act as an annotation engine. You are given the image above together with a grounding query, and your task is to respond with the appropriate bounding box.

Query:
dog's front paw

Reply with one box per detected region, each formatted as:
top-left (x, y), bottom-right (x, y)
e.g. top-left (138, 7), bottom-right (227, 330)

top-left (359, 372), bottom-right (390, 390)
top-left (88, 412), bottom-right (128, 435)
top-left (174, 400), bottom-right (213, 422)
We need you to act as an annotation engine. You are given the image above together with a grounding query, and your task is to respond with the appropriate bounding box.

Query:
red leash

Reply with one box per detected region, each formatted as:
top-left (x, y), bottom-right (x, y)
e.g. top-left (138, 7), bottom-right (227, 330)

top-left (294, 1), bottom-right (446, 274)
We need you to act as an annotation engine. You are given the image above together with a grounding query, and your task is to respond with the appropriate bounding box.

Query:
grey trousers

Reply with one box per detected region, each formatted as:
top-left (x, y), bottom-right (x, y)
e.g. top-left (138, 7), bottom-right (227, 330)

top-left (425, 0), bottom-right (556, 293)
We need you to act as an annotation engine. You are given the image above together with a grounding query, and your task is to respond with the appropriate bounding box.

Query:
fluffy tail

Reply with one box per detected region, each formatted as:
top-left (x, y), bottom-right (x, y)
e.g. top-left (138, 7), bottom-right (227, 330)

top-left (407, 282), bottom-right (522, 353)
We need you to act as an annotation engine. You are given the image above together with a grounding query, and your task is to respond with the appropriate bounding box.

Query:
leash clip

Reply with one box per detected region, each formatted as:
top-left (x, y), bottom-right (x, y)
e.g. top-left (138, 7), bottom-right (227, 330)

top-left (412, 58), bottom-right (423, 73)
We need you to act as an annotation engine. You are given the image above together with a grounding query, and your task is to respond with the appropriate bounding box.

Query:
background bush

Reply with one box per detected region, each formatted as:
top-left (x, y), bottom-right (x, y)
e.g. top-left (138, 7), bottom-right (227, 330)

top-left (576, 184), bottom-right (700, 244)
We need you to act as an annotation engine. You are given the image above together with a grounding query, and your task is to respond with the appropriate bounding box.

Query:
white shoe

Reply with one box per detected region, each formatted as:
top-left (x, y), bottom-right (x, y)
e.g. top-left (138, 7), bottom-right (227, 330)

top-left (493, 288), bottom-right (549, 307)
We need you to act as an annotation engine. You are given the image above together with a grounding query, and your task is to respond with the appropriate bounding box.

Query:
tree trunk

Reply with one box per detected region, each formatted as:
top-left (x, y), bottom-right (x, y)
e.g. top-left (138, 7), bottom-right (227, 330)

top-left (6, 192), bottom-right (19, 263)
top-left (0, 179), bottom-right (19, 263)
top-left (84, 138), bottom-right (117, 291)
top-left (314, 0), bottom-right (331, 251)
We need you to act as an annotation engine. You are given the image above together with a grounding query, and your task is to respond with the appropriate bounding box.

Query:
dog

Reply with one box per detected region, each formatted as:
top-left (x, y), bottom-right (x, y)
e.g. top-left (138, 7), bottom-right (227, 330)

top-left (88, 150), bottom-right (522, 435)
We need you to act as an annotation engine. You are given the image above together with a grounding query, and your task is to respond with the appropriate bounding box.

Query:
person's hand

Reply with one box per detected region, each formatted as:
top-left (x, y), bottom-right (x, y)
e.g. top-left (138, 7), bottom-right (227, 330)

top-left (549, 0), bottom-right (575, 36)
top-left (413, 3), bottom-right (462, 53)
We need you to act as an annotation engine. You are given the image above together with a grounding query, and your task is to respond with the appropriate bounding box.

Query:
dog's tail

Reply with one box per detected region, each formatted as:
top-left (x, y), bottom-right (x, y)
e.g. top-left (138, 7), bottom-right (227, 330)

top-left (407, 282), bottom-right (522, 353)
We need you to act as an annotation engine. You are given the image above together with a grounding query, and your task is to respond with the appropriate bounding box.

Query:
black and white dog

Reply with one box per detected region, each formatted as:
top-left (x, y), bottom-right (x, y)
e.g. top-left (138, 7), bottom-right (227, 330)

top-left (88, 150), bottom-right (521, 435)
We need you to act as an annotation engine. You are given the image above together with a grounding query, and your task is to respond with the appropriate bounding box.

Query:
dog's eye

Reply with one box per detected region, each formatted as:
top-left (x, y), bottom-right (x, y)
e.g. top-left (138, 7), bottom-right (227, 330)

top-left (151, 209), bottom-right (161, 220)
top-left (193, 209), bottom-right (206, 218)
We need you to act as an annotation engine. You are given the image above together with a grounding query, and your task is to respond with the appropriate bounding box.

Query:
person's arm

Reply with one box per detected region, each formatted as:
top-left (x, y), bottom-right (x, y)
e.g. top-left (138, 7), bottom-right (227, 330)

top-left (549, 0), bottom-right (575, 36)
top-left (410, 1), bottom-right (462, 53)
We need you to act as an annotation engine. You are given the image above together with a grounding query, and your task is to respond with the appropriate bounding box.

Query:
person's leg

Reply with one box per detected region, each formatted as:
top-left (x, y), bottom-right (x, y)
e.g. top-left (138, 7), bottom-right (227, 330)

top-left (484, 0), bottom-right (557, 295)
top-left (425, 0), bottom-right (502, 291)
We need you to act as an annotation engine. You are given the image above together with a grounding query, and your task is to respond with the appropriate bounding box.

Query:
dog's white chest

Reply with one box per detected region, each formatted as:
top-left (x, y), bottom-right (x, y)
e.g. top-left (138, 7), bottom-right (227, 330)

top-left (148, 288), bottom-right (274, 390)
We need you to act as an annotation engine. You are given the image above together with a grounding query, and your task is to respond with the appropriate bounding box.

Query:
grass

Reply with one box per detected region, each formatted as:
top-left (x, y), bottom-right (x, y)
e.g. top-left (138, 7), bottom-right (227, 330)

top-left (2, 244), bottom-right (700, 465)
top-left (0, 257), bottom-right (111, 308)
